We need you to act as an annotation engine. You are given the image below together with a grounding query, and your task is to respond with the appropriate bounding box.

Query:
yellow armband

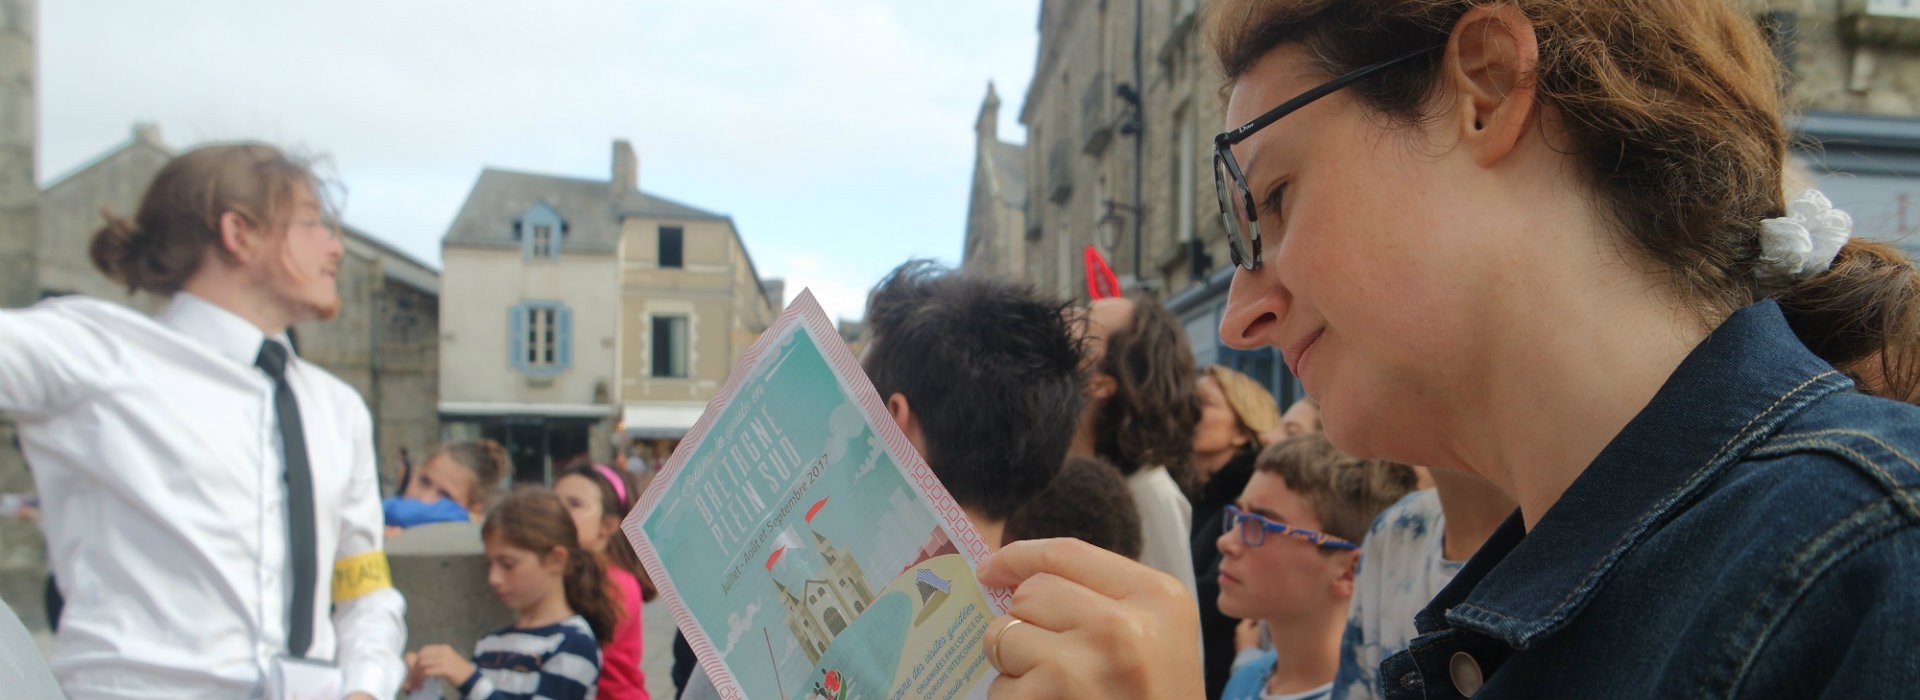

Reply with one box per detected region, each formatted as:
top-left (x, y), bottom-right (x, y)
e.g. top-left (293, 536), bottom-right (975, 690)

top-left (331, 550), bottom-right (393, 602)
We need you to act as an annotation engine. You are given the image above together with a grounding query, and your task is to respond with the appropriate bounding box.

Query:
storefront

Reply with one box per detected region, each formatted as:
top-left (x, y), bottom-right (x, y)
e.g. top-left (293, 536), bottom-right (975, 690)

top-left (439, 402), bottom-right (614, 485)
top-left (616, 402), bottom-right (707, 475)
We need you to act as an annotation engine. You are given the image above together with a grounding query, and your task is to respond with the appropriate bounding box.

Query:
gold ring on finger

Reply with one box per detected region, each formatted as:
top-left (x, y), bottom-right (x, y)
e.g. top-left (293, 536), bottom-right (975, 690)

top-left (989, 617), bottom-right (1027, 673)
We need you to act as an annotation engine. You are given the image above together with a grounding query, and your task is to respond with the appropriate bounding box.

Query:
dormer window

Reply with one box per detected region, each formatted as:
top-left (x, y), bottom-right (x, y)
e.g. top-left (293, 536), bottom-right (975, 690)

top-left (531, 225), bottom-right (554, 257)
top-left (514, 202), bottom-right (567, 261)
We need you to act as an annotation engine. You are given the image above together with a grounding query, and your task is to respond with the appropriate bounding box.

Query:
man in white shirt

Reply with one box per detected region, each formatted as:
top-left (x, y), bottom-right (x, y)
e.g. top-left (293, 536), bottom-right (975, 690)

top-left (0, 143), bottom-right (405, 699)
top-left (1069, 296), bottom-right (1201, 603)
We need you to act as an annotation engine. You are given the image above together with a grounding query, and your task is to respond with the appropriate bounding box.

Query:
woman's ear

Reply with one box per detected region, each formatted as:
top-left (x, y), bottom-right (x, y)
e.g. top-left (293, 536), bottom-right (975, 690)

top-left (1442, 3), bottom-right (1541, 167)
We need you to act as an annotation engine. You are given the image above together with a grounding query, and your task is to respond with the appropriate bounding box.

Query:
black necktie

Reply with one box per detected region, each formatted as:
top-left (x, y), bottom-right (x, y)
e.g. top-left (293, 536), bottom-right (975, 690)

top-left (256, 340), bottom-right (317, 658)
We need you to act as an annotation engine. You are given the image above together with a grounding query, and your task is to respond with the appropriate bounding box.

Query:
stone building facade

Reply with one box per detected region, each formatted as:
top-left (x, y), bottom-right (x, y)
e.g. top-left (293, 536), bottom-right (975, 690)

top-left (970, 0), bottom-right (1920, 403)
top-left (0, 0), bottom-right (36, 609)
top-left (439, 140), bottom-right (779, 483)
top-left (961, 83), bottom-right (1029, 280)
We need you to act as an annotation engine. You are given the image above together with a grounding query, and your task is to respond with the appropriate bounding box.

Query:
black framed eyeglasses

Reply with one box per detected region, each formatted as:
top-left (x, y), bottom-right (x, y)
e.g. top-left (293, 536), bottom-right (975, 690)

top-left (1212, 45), bottom-right (1444, 270)
top-left (1222, 505), bottom-right (1359, 551)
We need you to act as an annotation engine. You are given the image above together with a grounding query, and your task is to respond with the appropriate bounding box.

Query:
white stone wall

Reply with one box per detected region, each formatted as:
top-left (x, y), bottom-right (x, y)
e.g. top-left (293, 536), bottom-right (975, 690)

top-left (439, 246), bottom-right (618, 408)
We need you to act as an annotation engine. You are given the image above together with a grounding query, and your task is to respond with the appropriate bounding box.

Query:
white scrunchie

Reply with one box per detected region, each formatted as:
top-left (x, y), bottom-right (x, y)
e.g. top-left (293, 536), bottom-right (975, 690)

top-left (1758, 189), bottom-right (1853, 285)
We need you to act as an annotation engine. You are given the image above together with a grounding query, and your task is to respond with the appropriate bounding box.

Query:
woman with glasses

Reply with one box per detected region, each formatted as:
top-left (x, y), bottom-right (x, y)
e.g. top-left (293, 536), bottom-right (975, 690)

top-left (1216, 434), bottom-right (1418, 700)
top-left (976, 0), bottom-right (1920, 698)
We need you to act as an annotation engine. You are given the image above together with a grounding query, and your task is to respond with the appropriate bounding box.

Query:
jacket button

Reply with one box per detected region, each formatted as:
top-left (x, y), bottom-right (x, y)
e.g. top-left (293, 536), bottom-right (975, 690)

top-left (1450, 651), bottom-right (1485, 697)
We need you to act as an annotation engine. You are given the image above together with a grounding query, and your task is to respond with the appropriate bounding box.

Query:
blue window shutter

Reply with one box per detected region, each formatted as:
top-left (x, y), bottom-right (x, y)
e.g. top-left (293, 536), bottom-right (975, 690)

top-left (509, 304), bottom-right (528, 373)
top-left (556, 306), bottom-right (573, 371)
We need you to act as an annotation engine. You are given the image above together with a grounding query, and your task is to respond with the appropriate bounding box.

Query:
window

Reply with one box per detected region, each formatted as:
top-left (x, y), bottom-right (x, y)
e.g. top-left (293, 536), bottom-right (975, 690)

top-left (515, 202), bottom-right (566, 261)
top-left (531, 225), bottom-right (553, 257)
top-left (527, 307), bottom-right (557, 367)
top-left (510, 302), bottom-right (572, 376)
top-left (659, 226), bottom-right (684, 268)
top-left (651, 315), bottom-right (689, 378)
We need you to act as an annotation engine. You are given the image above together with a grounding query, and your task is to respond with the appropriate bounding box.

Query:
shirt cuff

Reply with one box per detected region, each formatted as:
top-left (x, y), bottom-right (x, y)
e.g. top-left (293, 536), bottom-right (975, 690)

top-left (459, 669), bottom-right (487, 699)
top-left (343, 657), bottom-right (405, 699)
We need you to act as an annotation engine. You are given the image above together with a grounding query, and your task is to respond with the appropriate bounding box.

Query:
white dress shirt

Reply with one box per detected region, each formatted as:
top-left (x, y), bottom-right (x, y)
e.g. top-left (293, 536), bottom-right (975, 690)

top-left (0, 293), bottom-right (406, 699)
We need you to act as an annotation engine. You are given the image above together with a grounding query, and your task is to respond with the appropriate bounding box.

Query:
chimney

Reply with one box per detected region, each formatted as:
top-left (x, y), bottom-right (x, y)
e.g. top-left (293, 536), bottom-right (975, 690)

top-left (132, 122), bottom-right (162, 147)
top-left (975, 81), bottom-right (1000, 143)
top-left (611, 140), bottom-right (637, 195)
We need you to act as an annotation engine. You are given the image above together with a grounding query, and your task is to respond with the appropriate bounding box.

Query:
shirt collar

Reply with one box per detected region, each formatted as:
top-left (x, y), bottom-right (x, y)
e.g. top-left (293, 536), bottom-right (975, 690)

top-left (159, 292), bottom-right (298, 369)
top-left (1425, 300), bottom-right (1853, 650)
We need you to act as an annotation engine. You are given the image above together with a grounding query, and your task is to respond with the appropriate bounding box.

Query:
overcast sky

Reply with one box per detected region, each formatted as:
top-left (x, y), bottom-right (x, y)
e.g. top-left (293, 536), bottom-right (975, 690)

top-left (38, 0), bottom-right (1040, 321)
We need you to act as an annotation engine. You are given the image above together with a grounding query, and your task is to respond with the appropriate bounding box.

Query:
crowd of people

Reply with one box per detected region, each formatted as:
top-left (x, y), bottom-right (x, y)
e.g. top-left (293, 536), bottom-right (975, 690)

top-left (5, 0), bottom-right (1920, 698)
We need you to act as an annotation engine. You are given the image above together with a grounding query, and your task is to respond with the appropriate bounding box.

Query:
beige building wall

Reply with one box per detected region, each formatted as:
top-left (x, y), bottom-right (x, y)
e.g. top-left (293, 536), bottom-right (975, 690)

top-left (439, 247), bottom-right (618, 409)
top-left (615, 216), bottom-right (775, 407)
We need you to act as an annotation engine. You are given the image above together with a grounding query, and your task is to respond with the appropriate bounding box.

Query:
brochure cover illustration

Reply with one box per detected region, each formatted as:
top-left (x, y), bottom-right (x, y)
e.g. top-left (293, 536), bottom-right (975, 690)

top-left (623, 290), bottom-right (1008, 700)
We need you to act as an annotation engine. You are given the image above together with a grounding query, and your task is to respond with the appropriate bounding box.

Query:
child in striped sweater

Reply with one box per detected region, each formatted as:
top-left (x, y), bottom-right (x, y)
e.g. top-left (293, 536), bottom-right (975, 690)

top-left (404, 489), bottom-right (618, 700)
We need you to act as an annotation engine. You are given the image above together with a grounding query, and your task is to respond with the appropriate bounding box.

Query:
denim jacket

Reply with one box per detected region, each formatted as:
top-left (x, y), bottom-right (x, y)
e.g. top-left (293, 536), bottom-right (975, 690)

top-left (1381, 301), bottom-right (1920, 699)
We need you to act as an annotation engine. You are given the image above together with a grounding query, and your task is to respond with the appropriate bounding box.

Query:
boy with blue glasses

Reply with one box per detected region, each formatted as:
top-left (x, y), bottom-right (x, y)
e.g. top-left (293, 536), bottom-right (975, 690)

top-left (1215, 434), bottom-right (1418, 700)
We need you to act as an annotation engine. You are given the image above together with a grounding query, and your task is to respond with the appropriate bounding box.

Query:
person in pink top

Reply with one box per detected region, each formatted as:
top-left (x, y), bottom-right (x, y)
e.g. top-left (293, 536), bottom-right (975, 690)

top-left (553, 463), bottom-right (651, 700)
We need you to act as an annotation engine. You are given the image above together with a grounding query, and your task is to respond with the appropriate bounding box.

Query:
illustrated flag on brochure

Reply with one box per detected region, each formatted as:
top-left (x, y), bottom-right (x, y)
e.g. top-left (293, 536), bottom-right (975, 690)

top-left (622, 290), bottom-right (1008, 700)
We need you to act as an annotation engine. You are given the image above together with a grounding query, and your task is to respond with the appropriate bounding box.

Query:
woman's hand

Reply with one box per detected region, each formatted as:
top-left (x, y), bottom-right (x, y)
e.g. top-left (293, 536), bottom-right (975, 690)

top-left (977, 538), bottom-right (1204, 700)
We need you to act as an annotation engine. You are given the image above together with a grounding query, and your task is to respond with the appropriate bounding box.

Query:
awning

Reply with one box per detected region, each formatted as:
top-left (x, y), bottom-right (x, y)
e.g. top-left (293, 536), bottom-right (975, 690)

top-left (437, 401), bottom-right (616, 419)
top-left (621, 403), bottom-right (709, 439)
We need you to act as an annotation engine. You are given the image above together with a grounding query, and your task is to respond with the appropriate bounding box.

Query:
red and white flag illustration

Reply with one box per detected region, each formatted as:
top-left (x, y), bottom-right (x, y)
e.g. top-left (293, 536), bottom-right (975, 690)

top-left (764, 526), bottom-right (810, 571)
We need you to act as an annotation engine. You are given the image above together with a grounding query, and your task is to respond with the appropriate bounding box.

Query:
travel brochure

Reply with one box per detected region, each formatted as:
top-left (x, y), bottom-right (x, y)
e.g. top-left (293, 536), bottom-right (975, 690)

top-left (624, 290), bottom-right (1008, 700)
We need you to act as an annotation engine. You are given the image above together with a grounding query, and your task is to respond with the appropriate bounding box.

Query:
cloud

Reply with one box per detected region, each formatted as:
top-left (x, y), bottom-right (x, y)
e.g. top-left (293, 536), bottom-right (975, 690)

top-left (822, 402), bottom-right (866, 465)
top-left (716, 600), bottom-right (763, 658)
top-left (854, 435), bottom-right (885, 480)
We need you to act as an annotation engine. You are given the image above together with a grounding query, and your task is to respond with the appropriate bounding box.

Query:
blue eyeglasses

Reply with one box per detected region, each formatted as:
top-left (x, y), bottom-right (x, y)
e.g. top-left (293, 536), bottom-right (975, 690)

top-left (1222, 505), bottom-right (1358, 551)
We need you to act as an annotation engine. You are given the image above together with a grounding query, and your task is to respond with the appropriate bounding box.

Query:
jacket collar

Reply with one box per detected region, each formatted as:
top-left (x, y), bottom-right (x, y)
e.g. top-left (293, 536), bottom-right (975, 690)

top-left (1424, 300), bottom-right (1852, 650)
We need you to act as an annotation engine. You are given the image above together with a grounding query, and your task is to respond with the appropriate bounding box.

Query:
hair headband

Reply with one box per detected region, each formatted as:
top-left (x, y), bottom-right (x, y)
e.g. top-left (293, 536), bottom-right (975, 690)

top-left (593, 464), bottom-right (629, 509)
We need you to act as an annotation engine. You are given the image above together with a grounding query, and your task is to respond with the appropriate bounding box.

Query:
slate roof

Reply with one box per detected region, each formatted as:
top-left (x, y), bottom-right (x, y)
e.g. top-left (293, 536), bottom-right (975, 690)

top-left (442, 168), bottom-right (727, 253)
